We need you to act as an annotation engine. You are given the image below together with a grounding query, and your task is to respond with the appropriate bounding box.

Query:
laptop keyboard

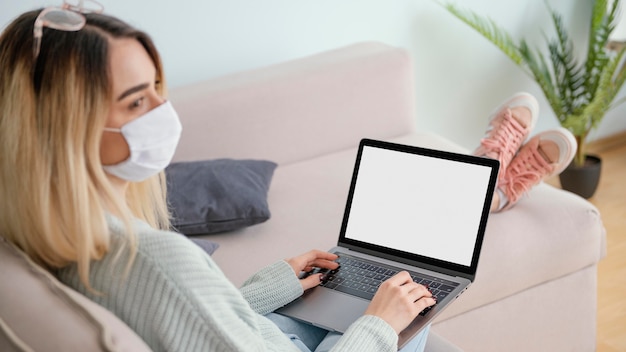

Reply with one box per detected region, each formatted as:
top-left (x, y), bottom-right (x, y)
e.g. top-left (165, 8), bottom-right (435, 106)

top-left (310, 253), bottom-right (459, 316)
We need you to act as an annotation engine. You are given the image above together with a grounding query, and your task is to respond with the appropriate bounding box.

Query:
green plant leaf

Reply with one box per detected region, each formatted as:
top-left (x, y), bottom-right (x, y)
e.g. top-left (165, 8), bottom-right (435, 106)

top-left (518, 40), bottom-right (564, 121)
top-left (439, 2), bottom-right (525, 67)
top-left (588, 48), bottom-right (626, 129)
top-left (584, 0), bottom-right (618, 101)
top-left (547, 7), bottom-right (586, 115)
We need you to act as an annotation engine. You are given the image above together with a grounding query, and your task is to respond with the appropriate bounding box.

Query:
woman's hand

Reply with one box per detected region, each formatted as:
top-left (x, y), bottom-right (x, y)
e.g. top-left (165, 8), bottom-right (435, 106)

top-left (364, 271), bottom-right (436, 334)
top-left (285, 250), bottom-right (339, 290)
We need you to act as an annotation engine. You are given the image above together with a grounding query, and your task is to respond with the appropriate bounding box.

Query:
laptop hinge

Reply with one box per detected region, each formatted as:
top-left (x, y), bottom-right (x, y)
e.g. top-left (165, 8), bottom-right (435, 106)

top-left (338, 242), bottom-right (476, 282)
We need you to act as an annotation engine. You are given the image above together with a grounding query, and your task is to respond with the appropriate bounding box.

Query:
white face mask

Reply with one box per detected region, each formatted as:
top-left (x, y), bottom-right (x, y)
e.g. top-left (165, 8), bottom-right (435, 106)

top-left (102, 101), bottom-right (182, 182)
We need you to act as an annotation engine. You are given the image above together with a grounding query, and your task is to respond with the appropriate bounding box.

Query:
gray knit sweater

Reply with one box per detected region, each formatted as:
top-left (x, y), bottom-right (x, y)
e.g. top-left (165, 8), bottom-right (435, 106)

top-left (56, 217), bottom-right (398, 351)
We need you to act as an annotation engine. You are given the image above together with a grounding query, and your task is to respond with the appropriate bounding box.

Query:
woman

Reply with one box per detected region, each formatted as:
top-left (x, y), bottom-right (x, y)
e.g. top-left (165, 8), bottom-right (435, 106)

top-left (0, 6), bottom-right (435, 352)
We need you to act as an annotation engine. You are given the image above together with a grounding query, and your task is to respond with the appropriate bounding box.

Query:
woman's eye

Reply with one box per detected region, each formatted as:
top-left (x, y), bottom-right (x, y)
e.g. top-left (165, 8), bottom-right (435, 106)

top-left (130, 97), bottom-right (144, 109)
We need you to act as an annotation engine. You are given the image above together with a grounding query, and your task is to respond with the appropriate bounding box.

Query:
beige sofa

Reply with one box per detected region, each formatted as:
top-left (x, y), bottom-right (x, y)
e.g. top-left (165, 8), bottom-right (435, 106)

top-left (169, 42), bottom-right (606, 351)
top-left (0, 42), bottom-right (605, 351)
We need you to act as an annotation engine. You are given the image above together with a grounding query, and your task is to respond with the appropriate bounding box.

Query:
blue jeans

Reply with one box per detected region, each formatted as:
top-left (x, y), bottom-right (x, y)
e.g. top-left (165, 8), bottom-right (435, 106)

top-left (266, 313), bottom-right (430, 352)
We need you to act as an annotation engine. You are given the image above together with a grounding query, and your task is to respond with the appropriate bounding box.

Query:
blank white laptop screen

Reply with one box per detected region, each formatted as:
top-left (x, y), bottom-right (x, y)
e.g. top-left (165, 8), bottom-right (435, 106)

top-left (344, 146), bottom-right (493, 267)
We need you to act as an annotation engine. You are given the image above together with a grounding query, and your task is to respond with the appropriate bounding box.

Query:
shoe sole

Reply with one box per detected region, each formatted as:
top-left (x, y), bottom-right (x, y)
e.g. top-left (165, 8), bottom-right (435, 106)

top-left (488, 92), bottom-right (539, 134)
top-left (535, 127), bottom-right (577, 176)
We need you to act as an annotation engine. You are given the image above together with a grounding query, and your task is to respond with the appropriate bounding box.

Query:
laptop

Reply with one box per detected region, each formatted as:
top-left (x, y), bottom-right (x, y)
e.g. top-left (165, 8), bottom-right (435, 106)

top-left (276, 138), bottom-right (499, 349)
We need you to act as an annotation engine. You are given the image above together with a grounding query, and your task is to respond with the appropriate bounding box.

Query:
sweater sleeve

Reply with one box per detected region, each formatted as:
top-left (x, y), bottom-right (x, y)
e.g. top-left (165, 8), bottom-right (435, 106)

top-left (56, 227), bottom-right (300, 352)
top-left (240, 260), bottom-right (303, 315)
top-left (239, 263), bottom-right (401, 352)
top-left (330, 315), bottom-right (398, 352)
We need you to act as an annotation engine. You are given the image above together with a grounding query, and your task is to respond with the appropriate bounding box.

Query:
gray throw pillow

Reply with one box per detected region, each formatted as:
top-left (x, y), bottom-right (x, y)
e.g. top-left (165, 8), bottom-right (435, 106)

top-left (166, 159), bottom-right (277, 236)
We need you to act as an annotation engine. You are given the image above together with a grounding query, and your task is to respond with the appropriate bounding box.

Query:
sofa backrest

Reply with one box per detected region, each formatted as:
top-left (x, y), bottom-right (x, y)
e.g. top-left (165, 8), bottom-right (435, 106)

top-left (169, 42), bottom-right (417, 165)
top-left (0, 238), bottom-right (152, 352)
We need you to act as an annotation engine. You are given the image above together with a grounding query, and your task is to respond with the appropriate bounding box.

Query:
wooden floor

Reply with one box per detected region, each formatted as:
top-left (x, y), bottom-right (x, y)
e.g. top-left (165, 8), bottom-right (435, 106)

top-left (547, 139), bottom-right (626, 351)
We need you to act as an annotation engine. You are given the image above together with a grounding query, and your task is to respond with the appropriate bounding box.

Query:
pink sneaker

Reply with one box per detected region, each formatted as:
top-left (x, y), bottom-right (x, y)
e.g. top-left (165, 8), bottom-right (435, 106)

top-left (474, 92), bottom-right (539, 181)
top-left (498, 127), bottom-right (577, 210)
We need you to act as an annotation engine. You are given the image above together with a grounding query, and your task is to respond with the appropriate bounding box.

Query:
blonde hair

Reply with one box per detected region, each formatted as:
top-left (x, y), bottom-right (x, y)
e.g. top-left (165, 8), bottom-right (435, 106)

top-left (0, 11), bottom-right (171, 288)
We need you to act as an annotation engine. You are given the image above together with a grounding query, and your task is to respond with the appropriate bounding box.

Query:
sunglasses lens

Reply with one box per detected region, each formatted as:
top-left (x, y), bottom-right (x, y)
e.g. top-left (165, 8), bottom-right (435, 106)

top-left (43, 10), bottom-right (85, 29)
top-left (33, 1), bottom-right (103, 59)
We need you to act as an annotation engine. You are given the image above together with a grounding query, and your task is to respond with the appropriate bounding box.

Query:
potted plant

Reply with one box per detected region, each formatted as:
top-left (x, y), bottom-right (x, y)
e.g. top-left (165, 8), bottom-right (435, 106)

top-left (439, 0), bottom-right (626, 198)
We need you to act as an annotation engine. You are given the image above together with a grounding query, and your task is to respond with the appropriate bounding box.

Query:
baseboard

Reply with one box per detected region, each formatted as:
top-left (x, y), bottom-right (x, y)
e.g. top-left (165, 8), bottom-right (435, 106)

top-left (586, 131), bottom-right (626, 154)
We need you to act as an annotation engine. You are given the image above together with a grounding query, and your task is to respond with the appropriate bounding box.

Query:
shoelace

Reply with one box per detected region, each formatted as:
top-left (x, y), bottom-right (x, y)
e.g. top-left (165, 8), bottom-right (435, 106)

top-left (500, 138), bottom-right (555, 204)
top-left (477, 109), bottom-right (528, 180)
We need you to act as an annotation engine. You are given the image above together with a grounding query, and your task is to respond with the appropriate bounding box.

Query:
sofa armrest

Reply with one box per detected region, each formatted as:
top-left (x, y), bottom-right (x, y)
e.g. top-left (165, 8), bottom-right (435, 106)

top-left (0, 239), bottom-right (152, 352)
top-left (169, 42), bottom-right (417, 165)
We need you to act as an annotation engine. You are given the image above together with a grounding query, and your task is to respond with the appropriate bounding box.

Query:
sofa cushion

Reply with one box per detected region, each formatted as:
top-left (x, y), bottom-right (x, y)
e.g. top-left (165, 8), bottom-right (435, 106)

top-left (166, 159), bottom-right (277, 235)
top-left (0, 237), bottom-right (152, 352)
top-left (170, 42), bottom-right (418, 166)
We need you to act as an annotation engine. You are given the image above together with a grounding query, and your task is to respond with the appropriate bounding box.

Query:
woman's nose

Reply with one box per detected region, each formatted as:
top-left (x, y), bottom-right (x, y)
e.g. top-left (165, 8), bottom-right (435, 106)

top-left (149, 91), bottom-right (165, 109)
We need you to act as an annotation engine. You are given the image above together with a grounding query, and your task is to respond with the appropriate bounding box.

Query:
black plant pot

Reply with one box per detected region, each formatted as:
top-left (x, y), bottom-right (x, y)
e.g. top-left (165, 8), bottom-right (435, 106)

top-left (558, 154), bottom-right (602, 199)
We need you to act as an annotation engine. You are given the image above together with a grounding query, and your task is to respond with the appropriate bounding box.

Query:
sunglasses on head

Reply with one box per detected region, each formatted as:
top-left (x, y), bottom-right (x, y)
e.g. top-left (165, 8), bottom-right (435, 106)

top-left (33, 0), bottom-right (104, 59)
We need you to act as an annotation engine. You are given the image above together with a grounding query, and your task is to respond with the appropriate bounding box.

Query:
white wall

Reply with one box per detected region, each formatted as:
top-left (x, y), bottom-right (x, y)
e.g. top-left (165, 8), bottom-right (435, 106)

top-left (2, 0), bottom-right (625, 150)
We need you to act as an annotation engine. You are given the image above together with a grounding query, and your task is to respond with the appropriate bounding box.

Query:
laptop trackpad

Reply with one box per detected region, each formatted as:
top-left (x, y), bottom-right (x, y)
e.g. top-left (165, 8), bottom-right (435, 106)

top-left (277, 288), bottom-right (369, 333)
